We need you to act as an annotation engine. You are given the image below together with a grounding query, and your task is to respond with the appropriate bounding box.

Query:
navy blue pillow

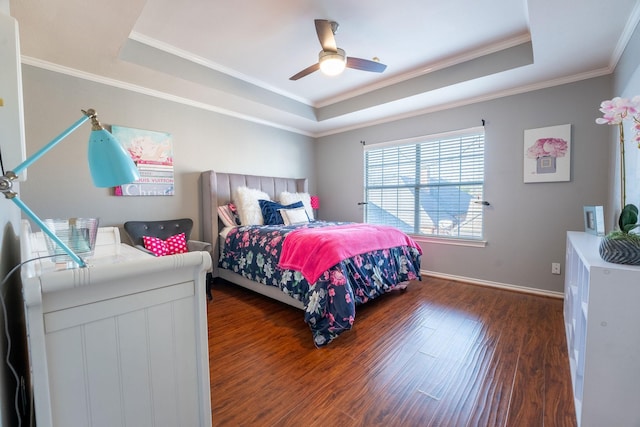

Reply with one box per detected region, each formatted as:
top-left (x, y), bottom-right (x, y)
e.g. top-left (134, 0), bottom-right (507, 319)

top-left (259, 200), bottom-right (304, 225)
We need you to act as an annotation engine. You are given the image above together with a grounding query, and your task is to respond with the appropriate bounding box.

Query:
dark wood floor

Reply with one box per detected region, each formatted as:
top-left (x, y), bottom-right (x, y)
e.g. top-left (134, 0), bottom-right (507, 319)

top-left (207, 276), bottom-right (577, 427)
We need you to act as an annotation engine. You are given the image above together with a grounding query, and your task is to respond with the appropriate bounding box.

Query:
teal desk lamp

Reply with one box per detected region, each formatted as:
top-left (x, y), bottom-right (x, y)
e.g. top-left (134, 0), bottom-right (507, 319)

top-left (0, 109), bottom-right (140, 267)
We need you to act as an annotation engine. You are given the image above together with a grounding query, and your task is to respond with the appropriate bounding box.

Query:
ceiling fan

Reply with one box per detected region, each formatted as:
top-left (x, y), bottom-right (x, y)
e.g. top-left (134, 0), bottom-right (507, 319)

top-left (289, 19), bottom-right (387, 81)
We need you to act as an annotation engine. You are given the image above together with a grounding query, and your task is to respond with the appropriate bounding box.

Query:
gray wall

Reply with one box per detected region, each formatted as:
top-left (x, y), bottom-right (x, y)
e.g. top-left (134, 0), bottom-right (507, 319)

top-left (17, 67), bottom-right (616, 296)
top-left (316, 77), bottom-right (612, 293)
top-left (19, 65), bottom-right (316, 243)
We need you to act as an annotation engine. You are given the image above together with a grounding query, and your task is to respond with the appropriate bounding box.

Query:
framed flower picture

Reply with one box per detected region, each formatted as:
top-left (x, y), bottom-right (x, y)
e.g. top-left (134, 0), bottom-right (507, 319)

top-left (523, 124), bottom-right (571, 183)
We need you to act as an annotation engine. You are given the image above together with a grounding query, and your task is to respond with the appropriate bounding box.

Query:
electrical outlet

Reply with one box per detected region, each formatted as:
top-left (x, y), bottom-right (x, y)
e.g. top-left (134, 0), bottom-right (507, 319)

top-left (552, 262), bottom-right (561, 275)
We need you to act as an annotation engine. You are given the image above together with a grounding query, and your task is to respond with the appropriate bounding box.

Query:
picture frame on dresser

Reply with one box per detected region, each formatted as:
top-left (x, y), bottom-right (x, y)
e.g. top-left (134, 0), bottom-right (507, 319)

top-left (583, 205), bottom-right (604, 236)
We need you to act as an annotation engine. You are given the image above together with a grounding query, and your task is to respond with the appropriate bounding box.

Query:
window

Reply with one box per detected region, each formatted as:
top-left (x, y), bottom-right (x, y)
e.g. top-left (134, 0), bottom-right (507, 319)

top-left (364, 127), bottom-right (485, 240)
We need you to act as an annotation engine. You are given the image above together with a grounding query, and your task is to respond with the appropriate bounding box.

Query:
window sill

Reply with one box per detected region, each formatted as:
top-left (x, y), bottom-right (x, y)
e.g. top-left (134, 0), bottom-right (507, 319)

top-left (410, 235), bottom-right (487, 248)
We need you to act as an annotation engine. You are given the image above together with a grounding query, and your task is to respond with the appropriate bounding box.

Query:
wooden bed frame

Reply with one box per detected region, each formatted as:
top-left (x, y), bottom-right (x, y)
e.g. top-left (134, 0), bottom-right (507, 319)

top-left (200, 170), bottom-right (307, 309)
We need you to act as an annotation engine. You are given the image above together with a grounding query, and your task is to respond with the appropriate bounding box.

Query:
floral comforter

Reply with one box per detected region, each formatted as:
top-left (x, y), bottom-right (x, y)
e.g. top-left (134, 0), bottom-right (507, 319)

top-left (219, 221), bottom-right (422, 347)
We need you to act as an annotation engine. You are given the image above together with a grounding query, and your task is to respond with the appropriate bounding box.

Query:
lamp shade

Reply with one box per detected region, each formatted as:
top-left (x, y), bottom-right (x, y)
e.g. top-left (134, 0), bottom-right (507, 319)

top-left (87, 128), bottom-right (140, 187)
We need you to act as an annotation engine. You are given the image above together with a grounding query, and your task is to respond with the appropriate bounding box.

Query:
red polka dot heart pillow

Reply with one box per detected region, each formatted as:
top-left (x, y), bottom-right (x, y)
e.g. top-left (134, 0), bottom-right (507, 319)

top-left (142, 233), bottom-right (188, 257)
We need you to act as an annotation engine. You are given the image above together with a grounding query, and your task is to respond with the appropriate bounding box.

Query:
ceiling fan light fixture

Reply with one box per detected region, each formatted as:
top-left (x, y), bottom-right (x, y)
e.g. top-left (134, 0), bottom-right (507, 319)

top-left (319, 48), bottom-right (346, 76)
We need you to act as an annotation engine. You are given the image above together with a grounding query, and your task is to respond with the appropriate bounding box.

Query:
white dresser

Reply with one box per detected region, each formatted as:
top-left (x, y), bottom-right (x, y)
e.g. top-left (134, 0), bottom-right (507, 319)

top-left (20, 221), bottom-right (212, 427)
top-left (564, 231), bottom-right (640, 427)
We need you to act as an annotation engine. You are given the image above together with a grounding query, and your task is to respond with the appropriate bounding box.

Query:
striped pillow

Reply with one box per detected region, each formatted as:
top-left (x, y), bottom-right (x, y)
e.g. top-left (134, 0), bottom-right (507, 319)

top-left (217, 204), bottom-right (240, 227)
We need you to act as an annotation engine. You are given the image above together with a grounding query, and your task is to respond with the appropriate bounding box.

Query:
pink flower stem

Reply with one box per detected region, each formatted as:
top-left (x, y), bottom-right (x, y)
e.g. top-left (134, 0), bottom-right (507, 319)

top-left (620, 123), bottom-right (626, 212)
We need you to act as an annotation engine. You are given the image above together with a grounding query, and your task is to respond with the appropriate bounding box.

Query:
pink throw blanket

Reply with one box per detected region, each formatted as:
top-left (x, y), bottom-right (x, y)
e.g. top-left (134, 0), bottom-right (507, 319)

top-left (278, 223), bottom-right (422, 283)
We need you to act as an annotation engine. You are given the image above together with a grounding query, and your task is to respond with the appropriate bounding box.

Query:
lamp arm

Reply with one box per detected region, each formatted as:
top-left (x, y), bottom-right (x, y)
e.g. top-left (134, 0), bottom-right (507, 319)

top-left (0, 111), bottom-right (94, 268)
top-left (11, 114), bottom-right (90, 176)
top-left (9, 195), bottom-right (86, 267)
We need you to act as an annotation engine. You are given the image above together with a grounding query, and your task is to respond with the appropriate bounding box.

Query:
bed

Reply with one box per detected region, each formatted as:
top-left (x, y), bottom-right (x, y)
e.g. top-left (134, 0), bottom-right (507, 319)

top-left (200, 170), bottom-right (422, 347)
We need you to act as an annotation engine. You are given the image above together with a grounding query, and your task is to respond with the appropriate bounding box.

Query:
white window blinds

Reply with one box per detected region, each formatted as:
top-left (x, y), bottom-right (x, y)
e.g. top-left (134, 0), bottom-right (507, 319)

top-left (364, 127), bottom-right (485, 239)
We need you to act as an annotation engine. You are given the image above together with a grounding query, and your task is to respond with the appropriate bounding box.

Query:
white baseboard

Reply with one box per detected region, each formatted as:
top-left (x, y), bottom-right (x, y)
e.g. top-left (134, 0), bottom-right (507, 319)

top-left (420, 269), bottom-right (564, 299)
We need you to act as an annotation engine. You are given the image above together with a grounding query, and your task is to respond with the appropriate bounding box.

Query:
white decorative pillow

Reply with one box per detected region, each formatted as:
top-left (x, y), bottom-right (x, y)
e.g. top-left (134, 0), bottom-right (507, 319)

top-left (234, 186), bottom-right (270, 225)
top-left (279, 191), bottom-right (314, 220)
top-left (280, 207), bottom-right (310, 225)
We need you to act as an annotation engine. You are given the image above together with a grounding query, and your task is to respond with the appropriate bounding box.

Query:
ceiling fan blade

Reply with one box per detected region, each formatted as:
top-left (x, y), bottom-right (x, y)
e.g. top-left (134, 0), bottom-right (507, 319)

top-left (346, 57), bottom-right (387, 73)
top-left (289, 63), bottom-right (320, 81)
top-left (315, 19), bottom-right (337, 52)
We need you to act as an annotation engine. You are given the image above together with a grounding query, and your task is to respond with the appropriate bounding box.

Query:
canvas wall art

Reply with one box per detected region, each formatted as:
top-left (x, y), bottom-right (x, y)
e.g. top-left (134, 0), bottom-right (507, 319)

top-left (523, 124), bottom-right (571, 183)
top-left (111, 125), bottom-right (174, 196)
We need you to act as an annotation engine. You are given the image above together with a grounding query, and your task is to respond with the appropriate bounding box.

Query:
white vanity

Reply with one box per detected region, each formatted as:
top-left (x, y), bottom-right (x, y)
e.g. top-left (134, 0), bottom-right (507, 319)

top-left (20, 221), bottom-right (212, 426)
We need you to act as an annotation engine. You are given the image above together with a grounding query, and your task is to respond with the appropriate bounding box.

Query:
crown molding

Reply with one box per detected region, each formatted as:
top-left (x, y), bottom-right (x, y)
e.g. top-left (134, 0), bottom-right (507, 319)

top-left (21, 55), bottom-right (612, 139)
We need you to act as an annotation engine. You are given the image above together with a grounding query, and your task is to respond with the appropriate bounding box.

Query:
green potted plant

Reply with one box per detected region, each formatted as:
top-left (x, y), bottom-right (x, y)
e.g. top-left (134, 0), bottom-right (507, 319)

top-left (596, 96), bottom-right (640, 264)
top-left (600, 203), bottom-right (640, 264)
top-left (615, 204), bottom-right (640, 237)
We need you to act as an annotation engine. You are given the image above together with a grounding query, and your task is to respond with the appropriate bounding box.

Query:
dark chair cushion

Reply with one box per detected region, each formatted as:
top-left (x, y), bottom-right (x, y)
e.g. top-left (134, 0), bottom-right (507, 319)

top-left (123, 218), bottom-right (193, 247)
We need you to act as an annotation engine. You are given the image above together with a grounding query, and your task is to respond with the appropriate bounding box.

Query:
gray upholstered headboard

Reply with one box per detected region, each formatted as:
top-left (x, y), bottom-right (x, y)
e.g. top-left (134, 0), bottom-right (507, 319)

top-left (200, 170), bottom-right (308, 277)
